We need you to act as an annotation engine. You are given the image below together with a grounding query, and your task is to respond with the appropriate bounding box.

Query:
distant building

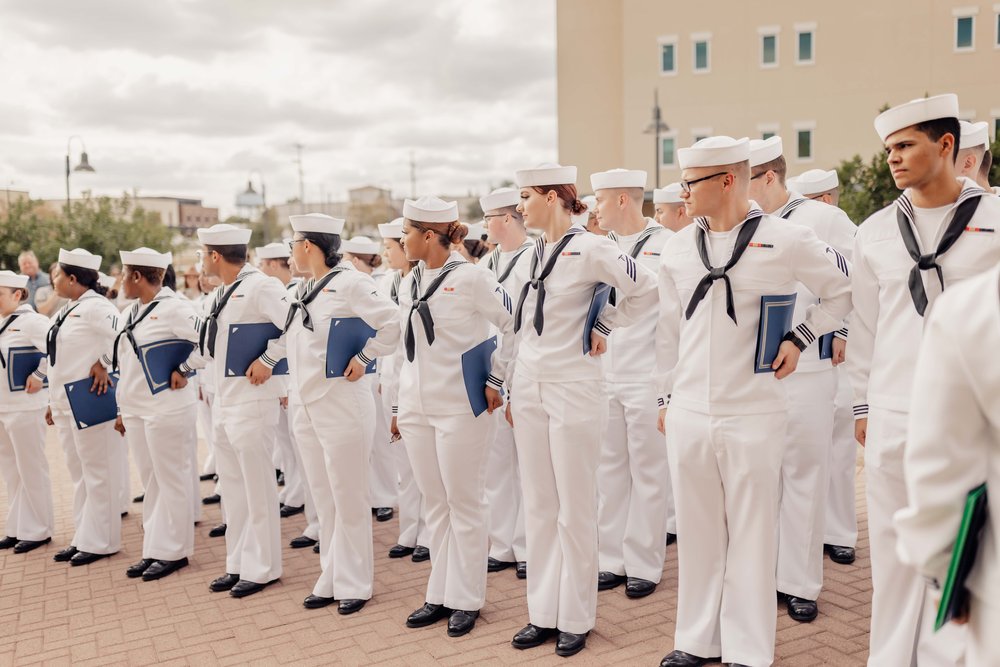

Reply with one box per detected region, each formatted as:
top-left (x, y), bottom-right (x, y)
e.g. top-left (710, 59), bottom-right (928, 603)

top-left (0, 188), bottom-right (30, 217)
top-left (38, 195), bottom-right (219, 236)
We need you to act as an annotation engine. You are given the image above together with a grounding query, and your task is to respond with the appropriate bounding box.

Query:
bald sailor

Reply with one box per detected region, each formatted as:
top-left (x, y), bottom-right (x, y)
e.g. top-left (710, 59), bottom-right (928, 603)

top-left (653, 183), bottom-right (694, 232)
top-left (591, 168), bottom-right (673, 599)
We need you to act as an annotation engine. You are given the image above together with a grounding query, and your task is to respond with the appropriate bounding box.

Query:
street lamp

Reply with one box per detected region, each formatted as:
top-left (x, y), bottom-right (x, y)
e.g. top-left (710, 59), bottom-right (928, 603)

top-left (65, 135), bottom-right (96, 212)
top-left (642, 90), bottom-right (670, 190)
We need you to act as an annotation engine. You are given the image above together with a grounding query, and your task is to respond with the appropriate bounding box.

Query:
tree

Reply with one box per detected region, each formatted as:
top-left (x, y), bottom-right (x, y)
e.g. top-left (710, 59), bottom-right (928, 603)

top-left (835, 151), bottom-right (897, 224)
top-left (990, 137), bottom-right (1000, 187)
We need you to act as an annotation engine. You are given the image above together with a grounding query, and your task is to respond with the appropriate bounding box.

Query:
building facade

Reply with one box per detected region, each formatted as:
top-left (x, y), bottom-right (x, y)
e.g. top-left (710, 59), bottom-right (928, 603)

top-left (557, 0), bottom-right (1000, 192)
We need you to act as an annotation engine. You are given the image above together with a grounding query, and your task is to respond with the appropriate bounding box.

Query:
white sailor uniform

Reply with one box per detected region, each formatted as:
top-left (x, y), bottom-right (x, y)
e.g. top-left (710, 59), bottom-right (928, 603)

top-left (598, 219), bottom-right (674, 583)
top-left (657, 209), bottom-right (852, 666)
top-left (849, 179), bottom-right (1000, 665)
top-left (368, 264), bottom-right (399, 512)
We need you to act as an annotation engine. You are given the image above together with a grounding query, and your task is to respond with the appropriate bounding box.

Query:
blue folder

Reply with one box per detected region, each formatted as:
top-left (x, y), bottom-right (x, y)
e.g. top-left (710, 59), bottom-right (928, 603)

top-left (223, 323), bottom-right (289, 377)
top-left (136, 339), bottom-right (197, 395)
top-left (325, 317), bottom-right (377, 379)
top-left (6, 346), bottom-right (47, 392)
top-left (818, 333), bottom-right (834, 360)
top-left (64, 373), bottom-right (119, 430)
top-left (754, 294), bottom-right (797, 374)
top-left (583, 283), bottom-right (612, 355)
top-left (461, 336), bottom-right (497, 417)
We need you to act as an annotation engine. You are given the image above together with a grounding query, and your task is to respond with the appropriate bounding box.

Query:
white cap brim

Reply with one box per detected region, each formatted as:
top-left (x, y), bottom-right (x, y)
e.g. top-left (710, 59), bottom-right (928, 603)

top-left (515, 163), bottom-right (577, 188)
top-left (289, 214), bottom-right (345, 235)
top-left (874, 93), bottom-right (960, 142)
top-left (120, 247), bottom-right (172, 269)
top-left (678, 137), bottom-right (751, 169)
top-left (590, 168), bottom-right (647, 191)
top-left (58, 248), bottom-right (102, 271)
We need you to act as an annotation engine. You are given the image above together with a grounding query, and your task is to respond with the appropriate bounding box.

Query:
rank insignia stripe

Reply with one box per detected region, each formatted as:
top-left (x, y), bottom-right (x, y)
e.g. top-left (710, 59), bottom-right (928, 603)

top-left (965, 226), bottom-right (994, 233)
top-left (748, 242), bottom-right (774, 248)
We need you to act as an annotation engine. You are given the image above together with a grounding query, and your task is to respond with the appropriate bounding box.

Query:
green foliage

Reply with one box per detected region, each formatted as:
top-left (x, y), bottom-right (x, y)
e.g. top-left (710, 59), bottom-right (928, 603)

top-left (990, 137), bottom-right (1000, 187)
top-left (0, 193), bottom-right (175, 272)
top-left (836, 151), bottom-right (898, 224)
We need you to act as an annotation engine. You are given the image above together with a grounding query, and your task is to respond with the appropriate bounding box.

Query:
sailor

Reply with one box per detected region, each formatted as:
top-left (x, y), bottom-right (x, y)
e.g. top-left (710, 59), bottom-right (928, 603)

top-left (788, 168), bottom-right (859, 567)
top-left (0, 270), bottom-right (54, 554)
top-left (590, 168), bottom-right (673, 599)
top-left (655, 137), bottom-right (852, 667)
top-left (480, 187), bottom-right (533, 578)
top-left (894, 262), bottom-right (1000, 667)
top-left (456, 220), bottom-right (490, 263)
top-left (343, 235), bottom-right (398, 524)
top-left (957, 120), bottom-right (994, 192)
top-left (508, 164), bottom-right (658, 658)
top-left (747, 137), bottom-right (857, 624)
top-left (377, 218), bottom-right (430, 563)
top-left (850, 93), bottom-right (1000, 665)
top-left (653, 183), bottom-right (694, 232)
top-left (46, 248), bottom-right (123, 566)
top-left (391, 196), bottom-right (515, 639)
top-left (186, 223), bottom-right (290, 598)
top-left (113, 247), bottom-right (199, 581)
top-left (285, 213), bottom-right (400, 615)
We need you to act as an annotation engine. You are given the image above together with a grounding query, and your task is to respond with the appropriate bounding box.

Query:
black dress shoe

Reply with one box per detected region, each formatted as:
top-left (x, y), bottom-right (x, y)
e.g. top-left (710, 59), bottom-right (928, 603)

top-left (126, 558), bottom-right (156, 578)
top-left (666, 532), bottom-right (677, 546)
top-left (209, 573), bottom-right (240, 592)
top-left (208, 523), bottom-right (227, 538)
top-left (597, 571), bottom-right (627, 590)
top-left (13, 537), bottom-right (51, 554)
top-left (120, 511), bottom-right (129, 518)
top-left (625, 577), bottom-right (657, 598)
top-left (280, 504), bottom-right (304, 518)
top-left (411, 545), bottom-right (430, 562)
top-left (338, 599), bottom-right (367, 615)
top-left (202, 494), bottom-right (221, 505)
top-left (659, 650), bottom-right (722, 667)
top-left (555, 631), bottom-right (589, 657)
top-left (406, 602), bottom-right (450, 628)
top-left (825, 543), bottom-right (856, 564)
top-left (133, 494), bottom-right (144, 503)
top-left (388, 544), bottom-right (415, 558)
top-left (516, 561), bottom-right (527, 579)
top-left (488, 557), bottom-right (515, 572)
top-left (199, 472), bottom-right (216, 481)
top-left (786, 596), bottom-right (818, 622)
top-left (303, 594), bottom-right (336, 609)
top-left (375, 507), bottom-right (393, 522)
top-left (53, 546), bottom-right (78, 562)
top-left (511, 623), bottom-right (557, 649)
top-left (313, 543), bottom-right (319, 554)
top-left (0, 536), bottom-right (17, 549)
top-left (70, 551), bottom-right (113, 566)
top-left (142, 558), bottom-right (189, 581)
top-left (230, 578), bottom-right (277, 598)
top-left (290, 535), bottom-right (318, 549)
top-left (447, 609), bottom-right (479, 637)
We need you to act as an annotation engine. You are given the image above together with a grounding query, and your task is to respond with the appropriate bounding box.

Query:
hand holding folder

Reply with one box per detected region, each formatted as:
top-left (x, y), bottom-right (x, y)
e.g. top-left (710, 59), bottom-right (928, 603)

top-left (325, 318), bottom-right (377, 379)
top-left (64, 373), bottom-right (119, 430)
top-left (583, 284), bottom-right (612, 355)
top-left (935, 483), bottom-right (988, 631)
top-left (6, 346), bottom-right (47, 392)
top-left (461, 337), bottom-right (497, 417)
top-left (754, 294), bottom-right (797, 374)
top-left (223, 323), bottom-right (289, 377)
top-left (136, 339), bottom-right (196, 395)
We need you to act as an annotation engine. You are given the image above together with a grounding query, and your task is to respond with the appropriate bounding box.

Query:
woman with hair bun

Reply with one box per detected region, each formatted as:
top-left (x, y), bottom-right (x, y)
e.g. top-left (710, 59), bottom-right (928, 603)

top-left (392, 196), bottom-right (515, 639)
top-left (507, 165), bottom-right (658, 657)
top-left (46, 248), bottom-right (124, 567)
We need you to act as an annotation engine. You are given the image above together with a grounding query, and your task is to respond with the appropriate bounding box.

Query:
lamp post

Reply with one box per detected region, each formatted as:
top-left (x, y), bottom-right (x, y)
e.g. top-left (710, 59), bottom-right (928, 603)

top-left (642, 90), bottom-right (670, 190)
top-left (65, 135), bottom-right (96, 214)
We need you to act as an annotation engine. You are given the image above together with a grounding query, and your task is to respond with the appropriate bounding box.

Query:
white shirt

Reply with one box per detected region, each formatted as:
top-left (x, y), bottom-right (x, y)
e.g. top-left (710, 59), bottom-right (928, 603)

top-left (285, 263), bottom-right (400, 405)
top-left (894, 264), bottom-right (1000, 603)
top-left (849, 179), bottom-right (1000, 416)
top-left (396, 252), bottom-right (515, 417)
top-left (0, 305), bottom-right (50, 412)
top-left (113, 287), bottom-right (200, 416)
top-left (656, 206), bottom-right (853, 416)
top-left (46, 290), bottom-right (120, 412)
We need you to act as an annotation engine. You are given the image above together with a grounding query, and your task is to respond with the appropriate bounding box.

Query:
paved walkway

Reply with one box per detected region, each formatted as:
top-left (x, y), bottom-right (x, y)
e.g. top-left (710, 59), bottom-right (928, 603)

top-left (0, 432), bottom-right (871, 666)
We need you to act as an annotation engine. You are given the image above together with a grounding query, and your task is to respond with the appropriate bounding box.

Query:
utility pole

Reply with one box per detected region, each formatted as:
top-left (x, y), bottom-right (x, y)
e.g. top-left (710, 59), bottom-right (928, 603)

top-left (409, 150), bottom-right (416, 199)
top-left (293, 143), bottom-right (305, 213)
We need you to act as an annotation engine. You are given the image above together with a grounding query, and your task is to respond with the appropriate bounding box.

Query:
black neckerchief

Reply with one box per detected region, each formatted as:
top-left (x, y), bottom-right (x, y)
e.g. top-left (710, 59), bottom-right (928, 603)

top-left (404, 259), bottom-right (466, 362)
top-left (513, 227), bottom-right (585, 335)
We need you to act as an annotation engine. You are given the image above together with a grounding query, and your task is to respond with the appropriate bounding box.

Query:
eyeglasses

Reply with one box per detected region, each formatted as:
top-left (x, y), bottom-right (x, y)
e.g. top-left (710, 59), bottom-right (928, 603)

top-left (287, 239), bottom-right (305, 251)
top-left (680, 171), bottom-right (730, 193)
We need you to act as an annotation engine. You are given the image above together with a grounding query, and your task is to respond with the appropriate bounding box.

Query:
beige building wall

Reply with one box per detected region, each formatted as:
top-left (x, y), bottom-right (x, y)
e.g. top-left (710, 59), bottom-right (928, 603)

top-left (558, 0), bottom-right (1000, 192)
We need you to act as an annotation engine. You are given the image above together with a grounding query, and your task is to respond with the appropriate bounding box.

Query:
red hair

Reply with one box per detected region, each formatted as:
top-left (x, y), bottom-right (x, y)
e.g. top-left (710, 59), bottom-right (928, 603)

top-left (532, 184), bottom-right (586, 215)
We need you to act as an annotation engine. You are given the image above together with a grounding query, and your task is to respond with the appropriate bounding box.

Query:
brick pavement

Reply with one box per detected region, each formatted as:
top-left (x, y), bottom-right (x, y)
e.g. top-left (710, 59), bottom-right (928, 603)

top-left (0, 432), bottom-right (871, 666)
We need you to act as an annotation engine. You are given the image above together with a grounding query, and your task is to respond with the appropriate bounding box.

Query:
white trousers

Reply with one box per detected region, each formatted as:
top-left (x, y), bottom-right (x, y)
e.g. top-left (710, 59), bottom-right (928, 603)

top-left (119, 438), bottom-right (131, 512)
top-left (213, 399), bottom-right (281, 583)
top-left (512, 376), bottom-right (606, 635)
top-left (0, 409), bottom-right (54, 541)
top-left (968, 595), bottom-right (1000, 666)
top-left (399, 410), bottom-right (492, 612)
top-left (369, 379), bottom-right (397, 508)
top-left (198, 387), bottom-right (216, 475)
top-left (667, 406), bottom-right (786, 667)
top-left (825, 366), bottom-right (858, 547)
top-left (776, 369), bottom-right (836, 600)
top-left (285, 402), bottom-right (319, 541)
top-left (485, 409), bottom-right (526, 562)
top-left (293, 385), bottom-right (375, 600)
top-left (123, 409), bottom-right (196, 561)
top-left (598, 380), bottom-right (670, 582)
top-left (380, 388), bottom-right (426, 548)
top-left (52, 410), bottom-right (123, 554)
top-left (865, 407), bottom-right (964, 666)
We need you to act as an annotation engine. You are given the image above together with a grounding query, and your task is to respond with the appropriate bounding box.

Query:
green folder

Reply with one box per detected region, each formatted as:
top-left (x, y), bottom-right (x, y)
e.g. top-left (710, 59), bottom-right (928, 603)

top-left (935, 483), bottom-right (988, 631)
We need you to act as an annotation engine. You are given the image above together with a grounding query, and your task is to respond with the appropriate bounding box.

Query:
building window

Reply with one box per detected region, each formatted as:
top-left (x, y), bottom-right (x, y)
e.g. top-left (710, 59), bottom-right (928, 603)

top-left (795, 23), bottom-right (816, 64)
top-left (659, 36), bottom-right (677, 74)
top-left (758, 27), bottom-right (779, 67)
top-left (953, 8), bottom-right (978, 51)
top-left (692, 33), bottom-right (711, 72)
top-left (995, 5), bottom-right (1000, 47)
top-left (661, 135), bottom-right (676, 167)
top-left (758, 123), bottom-right (779, 140)
top-left (795, 125), bottom-right (814, 161)
top-left (763, 131), bottom-right (776, 140)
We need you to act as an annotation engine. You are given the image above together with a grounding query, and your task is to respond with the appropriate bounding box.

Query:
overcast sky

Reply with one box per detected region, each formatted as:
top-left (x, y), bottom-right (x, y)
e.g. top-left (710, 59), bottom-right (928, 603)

top-left (0, 0), bottom-right (557, 218)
